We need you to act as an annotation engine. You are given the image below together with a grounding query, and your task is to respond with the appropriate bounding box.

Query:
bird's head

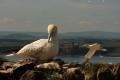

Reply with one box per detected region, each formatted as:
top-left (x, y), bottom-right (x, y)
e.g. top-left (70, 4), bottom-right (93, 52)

top-left (48, 24), bottom-right (58, 42)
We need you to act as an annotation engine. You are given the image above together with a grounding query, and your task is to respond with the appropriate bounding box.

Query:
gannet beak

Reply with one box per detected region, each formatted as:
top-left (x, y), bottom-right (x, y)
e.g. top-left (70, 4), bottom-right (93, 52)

top-left (48, 33), bottom-right (51, 42)
top-left (48, 31), bottom-right (54, 42)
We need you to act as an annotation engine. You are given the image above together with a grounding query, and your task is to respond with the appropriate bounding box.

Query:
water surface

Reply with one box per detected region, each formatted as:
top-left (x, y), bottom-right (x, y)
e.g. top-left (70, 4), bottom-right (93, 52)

top-left (1, 54), bottom-right (120, 63)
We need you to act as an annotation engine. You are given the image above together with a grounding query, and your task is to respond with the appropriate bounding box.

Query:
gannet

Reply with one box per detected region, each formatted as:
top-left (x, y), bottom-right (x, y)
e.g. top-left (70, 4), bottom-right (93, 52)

top-left (82, 43), bottom-right (106, 65)
top-left (6, 24), bottom-right (59, 62)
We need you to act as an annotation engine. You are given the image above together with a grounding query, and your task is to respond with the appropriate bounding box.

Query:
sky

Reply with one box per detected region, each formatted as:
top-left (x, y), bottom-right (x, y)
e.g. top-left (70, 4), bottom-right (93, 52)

top-left (0, 0), bottom-right (120, 32)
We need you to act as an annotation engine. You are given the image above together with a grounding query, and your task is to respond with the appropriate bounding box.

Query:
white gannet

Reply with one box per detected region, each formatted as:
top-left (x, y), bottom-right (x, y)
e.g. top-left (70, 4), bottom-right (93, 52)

top-left (6, 24), bottom-right (59, 62)
top-left (82, 43), bottom-right (106, 65)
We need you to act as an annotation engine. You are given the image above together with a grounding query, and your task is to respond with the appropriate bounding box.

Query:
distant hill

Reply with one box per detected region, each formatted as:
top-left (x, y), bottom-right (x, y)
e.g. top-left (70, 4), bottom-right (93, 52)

top-left (0, 32), bottom-right (47, 40)
top-left (60, 31), bottom-right (120, 40)
top-left (2, 33), bottom-right (36, 40)
top-left (0, 31), bottom-right (120, 40)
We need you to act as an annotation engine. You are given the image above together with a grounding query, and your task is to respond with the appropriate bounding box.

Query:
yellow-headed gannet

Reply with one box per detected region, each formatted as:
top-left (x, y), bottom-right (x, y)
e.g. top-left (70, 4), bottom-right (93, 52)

top-left (6, 24), bottom-right (59, 62)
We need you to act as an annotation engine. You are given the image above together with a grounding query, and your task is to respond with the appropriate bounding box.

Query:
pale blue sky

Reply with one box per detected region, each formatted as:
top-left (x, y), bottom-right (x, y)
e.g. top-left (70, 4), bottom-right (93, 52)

top-left (0, 0), bottom-right (120, 32)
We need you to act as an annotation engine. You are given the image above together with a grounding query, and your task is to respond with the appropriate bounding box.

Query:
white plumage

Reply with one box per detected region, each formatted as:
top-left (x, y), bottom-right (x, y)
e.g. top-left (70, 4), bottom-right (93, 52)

top-left (6, 24), bottom-right (59, 61)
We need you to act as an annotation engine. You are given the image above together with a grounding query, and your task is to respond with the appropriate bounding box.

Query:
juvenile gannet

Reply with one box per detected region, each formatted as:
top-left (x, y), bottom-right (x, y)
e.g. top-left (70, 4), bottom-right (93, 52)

top-left (82, 43), bottom-right (106, 65)
top-left (6, 24), bottom-right (59, 62)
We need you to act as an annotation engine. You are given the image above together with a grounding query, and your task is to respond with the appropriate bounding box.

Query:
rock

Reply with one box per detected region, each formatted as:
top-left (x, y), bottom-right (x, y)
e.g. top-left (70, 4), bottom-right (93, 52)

top-left (0, 62), bottom-right (15, 70)
top-left (20, 70), bottom-right (46, 80)
top-left (83, 64), bottom-right (99, 80)
top-left (36, 62), bottom-right (60, 70)
top-left (11, 62), bottom-right (35, 80)
top-left (0, 68), bottom-right (13, 80)
top-left (0, 62), bottom-right (23, 70)
top-left (13, 63), bottom-right (22, 68)
top-left (0, 68), bottom-right (13, 74)
top-left (46, 71), bottom-right (63, 80)
top-left (62, 62), bottom-right (81, 68)
top-left (69, 62), bottom-right (81, 68)
top-left (0, 61), bottom-right (15, 80)
top-left (63, 67), bottom-right (84, 80)
top-left (66, 67), bottom-right (79, 76)
top-left (62, 64), bottom-right (69, 71)
top-left (53, 58), bottom-right (65, 66)
top-left (97, 66), bottom-right (114, 80)
top-left (112, 63), bottom-right (120, 80)
top-left (63, 63), bottom-right (69, 67)
top-left (1, 58), bottom-right (120, 80)
top-left (0, 71), bottom-right (11, 80)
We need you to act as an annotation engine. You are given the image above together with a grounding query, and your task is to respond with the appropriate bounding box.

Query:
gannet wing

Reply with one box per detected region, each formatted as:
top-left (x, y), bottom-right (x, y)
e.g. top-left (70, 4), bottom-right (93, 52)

top-left (16, 39), bottom-right (48, 56)
top-left (82, 44), bottom-right (97, 65)
top-left (84, 48), bottom-right (95, 60)
top-left (82, 49), bottom-right (95, 65)
top-left (6, 39), bottom-right (48, 56)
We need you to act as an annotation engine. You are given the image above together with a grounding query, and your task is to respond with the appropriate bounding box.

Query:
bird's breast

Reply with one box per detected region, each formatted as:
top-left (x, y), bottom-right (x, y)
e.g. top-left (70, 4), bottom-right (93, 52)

top-left (45, 43), bottom-right (58, 54)
top-left (36, 43), bottom-right (59, 60)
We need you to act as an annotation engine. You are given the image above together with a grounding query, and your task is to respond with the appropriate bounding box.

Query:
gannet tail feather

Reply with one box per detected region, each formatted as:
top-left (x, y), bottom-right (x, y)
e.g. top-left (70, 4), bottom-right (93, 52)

top-left (6, 52), bottom-right (16, 57)
top-left (6, 53), bottom-right (15, 57)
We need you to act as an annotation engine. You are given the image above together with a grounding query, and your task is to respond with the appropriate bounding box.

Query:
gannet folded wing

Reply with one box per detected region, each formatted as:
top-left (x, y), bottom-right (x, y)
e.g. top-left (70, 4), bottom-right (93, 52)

top-left (17, 39), bottom-right (48, 56)
top-left (6, 39), bottom-right (47, 57)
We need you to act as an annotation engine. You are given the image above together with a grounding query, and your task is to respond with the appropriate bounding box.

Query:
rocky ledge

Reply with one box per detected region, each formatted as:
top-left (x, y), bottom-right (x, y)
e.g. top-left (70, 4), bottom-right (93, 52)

top-left (0, 58), bottom-right (120, 80)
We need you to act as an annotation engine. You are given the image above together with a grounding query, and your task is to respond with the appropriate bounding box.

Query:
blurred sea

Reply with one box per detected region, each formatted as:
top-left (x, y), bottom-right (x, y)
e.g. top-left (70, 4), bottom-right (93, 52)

top-left (57, 55), bottom-right (120, 63)
top-left (0, 53), bottom-right (120, 63)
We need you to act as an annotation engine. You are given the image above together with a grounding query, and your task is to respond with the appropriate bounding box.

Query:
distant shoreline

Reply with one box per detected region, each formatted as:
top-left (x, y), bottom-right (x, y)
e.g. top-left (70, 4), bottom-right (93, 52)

top-left (100, 53), bottom-right (120, 57)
